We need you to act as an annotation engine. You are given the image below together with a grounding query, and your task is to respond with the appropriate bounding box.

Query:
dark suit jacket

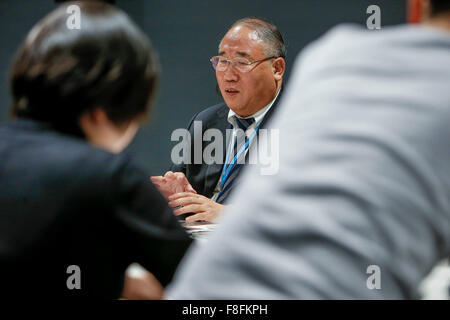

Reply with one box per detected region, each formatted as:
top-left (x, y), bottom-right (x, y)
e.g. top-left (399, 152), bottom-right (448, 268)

top-left (0, 119), bottom-right (192, 299)
top-left (171, 92), bottom-right (281, 202)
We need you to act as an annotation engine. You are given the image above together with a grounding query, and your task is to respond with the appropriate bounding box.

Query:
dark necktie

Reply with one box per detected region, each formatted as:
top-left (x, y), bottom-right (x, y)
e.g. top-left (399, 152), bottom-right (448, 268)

top-left (216, 116), bottom-right (255, 204)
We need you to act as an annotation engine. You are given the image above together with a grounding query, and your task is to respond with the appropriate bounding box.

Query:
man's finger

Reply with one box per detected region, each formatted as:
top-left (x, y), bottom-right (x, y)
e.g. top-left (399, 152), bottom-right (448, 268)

top-left (172, 173), bottom-right (197, 194)
top-left (174, 172), bottom-right (186, 179)
top-left (173, 204), bottom-right (204, 216)
top-left (150, 176), bottom-right (163, 182)
top-left (165, 171), bottom-right (174, 179)
top-left (168, 195), bottom-right (204, 207)
top-left (168, 192), bottom-right (202, 201)
top-left (185, 213), bottom-right (206, 223)
top-left (185, 183), bottom-right (197, 194)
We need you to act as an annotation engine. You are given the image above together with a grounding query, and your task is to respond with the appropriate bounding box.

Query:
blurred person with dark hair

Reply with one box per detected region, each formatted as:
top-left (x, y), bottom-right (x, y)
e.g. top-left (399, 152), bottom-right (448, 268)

top-left (168, 0), bottom-right (450, 299)
top-left (151, 17), bottom-right (286, 223)
top-left (0, 1), bottom-right (191, 299)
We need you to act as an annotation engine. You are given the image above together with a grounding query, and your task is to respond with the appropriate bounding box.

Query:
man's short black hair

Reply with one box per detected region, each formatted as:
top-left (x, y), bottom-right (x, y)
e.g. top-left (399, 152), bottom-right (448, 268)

top-left (430, 0), bottom-right (450, 15)
top-left (10, 1), bottom-right (159, 136)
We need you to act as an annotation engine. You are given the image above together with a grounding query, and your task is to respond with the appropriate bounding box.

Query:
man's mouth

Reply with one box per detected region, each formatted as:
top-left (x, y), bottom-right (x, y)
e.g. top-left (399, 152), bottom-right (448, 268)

top-left (225, 89), bottom-right (239, 95)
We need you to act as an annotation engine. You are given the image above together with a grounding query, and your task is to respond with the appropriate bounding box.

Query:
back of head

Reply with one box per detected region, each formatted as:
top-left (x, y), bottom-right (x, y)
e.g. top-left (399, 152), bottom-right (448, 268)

top-left (10, 1), bottom-right (159, 136)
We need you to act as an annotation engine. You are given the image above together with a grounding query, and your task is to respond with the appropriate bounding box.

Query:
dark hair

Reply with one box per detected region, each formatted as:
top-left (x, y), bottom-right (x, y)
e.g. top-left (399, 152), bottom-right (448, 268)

top-left (10, 1), bottom-right (159, 136)
top-left (430, 0), bottom-right (450, 15)
top-left (227, 17), bottom-right (286, 59)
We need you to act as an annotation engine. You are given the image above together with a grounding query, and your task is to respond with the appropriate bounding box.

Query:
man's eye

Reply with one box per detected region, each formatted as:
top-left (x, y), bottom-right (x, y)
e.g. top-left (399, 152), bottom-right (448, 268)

top-left (218, 59), bottom-right (228, 64)
top-left (235, 59), bottom-right (249, 65)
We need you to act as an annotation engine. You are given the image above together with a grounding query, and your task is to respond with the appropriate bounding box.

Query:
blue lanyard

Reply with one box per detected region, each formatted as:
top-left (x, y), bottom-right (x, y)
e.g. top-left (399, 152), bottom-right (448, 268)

top-left (219, 121), bottom-right (262, 190)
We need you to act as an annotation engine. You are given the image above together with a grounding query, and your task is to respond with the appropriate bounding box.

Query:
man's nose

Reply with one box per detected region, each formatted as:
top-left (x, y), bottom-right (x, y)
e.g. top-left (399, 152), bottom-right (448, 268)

top-left (223, 63), bottom-right (239, 81)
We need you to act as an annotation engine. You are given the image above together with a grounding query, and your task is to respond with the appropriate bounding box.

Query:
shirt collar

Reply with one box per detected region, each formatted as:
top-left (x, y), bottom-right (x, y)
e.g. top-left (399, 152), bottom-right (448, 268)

top-left (227, 88), bottom-right (281, 127)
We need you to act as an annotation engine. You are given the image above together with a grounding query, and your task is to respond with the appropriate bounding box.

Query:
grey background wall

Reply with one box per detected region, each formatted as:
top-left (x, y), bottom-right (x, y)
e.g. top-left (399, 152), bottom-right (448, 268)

top-left (0, 0), bottom-right (406, 175)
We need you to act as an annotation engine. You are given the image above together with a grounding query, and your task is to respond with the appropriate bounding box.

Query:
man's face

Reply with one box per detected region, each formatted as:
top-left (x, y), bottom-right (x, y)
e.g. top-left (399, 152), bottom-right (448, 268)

top-left (216, 25), bottom-right (280, 117)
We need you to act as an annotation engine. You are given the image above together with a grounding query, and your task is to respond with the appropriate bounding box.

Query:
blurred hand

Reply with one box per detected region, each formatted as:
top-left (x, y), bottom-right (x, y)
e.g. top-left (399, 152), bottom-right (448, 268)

top-left (121, 268), bottom-right (164, 300)
top-left (168, 192), bottom-right (225, 223)
top-left (151, 171), bottom-right (196, 200)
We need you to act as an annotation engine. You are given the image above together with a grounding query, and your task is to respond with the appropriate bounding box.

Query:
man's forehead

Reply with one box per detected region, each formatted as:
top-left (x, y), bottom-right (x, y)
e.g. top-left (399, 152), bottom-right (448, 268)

top-left (218, 24), bottom-right (265, 56)
top-left (226, 25), bottom-right (262, 42)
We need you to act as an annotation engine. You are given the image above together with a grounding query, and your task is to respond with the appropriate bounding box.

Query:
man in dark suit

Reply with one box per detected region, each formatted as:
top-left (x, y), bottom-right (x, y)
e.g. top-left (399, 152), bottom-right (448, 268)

top-left (0, 2), bottom-right (191, 299)
top-left (152, 17), bottom-right (286, 223)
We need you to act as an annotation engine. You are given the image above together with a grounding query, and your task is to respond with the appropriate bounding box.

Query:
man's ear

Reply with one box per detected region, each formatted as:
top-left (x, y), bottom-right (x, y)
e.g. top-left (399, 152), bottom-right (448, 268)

top-left (272, 57), bottom-right (285, 81)
top-left (88, 108), bottom-right (109, 124)
top-left (79, 108), bottom-right (110, 132)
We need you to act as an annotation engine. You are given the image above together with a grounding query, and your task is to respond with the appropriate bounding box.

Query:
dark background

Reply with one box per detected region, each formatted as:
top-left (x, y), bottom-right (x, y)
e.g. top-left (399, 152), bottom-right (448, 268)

top-left (0, 0), bottom-right (406, 175)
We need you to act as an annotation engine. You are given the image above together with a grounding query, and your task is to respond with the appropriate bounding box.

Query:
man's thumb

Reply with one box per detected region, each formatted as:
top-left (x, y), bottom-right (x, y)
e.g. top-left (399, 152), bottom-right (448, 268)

top-left (186, 184), bottom-right (197, 194)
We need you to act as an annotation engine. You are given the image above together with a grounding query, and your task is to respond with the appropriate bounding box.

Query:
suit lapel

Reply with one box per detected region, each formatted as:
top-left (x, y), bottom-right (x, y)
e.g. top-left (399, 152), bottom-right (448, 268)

top-left (202, 105), bottom-right (231, 197)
